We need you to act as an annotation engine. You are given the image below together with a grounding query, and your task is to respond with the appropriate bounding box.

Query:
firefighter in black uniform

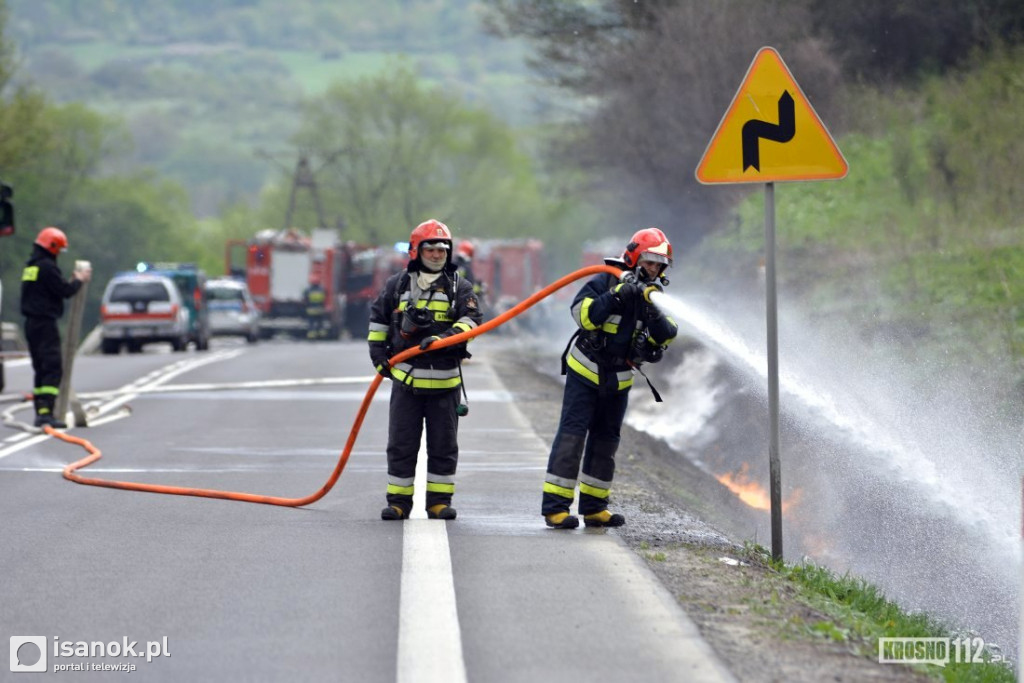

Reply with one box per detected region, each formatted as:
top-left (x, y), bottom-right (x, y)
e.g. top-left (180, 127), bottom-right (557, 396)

top-left (303, 275), bottom-right (328, 339)
top-left (454, 240), bottom-right (487, 312)
top-left (367, 219), bottom-right (482, 521)
top-left (20, 227), bottom-right (90, 428)
top-left (453, 241), bottom-right (477, 288)
top-left (542, 228), bottom-right (677, 529)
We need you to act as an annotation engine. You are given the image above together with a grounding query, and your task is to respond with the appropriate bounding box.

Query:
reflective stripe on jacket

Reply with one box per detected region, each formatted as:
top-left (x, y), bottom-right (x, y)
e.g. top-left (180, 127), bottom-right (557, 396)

top-left (565, 272), bottom-right (677, 392)
top-left (367, 265), bottom-right (481, 392)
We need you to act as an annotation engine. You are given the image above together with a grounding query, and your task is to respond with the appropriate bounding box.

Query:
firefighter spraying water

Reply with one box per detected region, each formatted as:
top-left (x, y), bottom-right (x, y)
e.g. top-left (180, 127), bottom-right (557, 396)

top-left (542, 228), bottom-right (677, 529)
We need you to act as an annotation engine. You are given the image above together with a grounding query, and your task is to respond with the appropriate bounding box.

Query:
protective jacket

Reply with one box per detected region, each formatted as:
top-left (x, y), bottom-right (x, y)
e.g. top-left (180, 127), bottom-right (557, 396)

top-left (303, 284), bottom-right (326, 317)
top-left (367, 262), bottom-right (481, 392)
top-left (20, 244), bottom-right (82, 423)
top-left (21, 245), bottom-right (82, 319)
top-left (543, 270), bottom-right (677, 517)
top-left (564, 271), bottom-right (677, 393)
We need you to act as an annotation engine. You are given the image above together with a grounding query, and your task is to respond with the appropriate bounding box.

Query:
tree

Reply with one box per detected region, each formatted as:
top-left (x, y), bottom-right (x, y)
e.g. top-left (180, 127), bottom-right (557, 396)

top-left (486, 0), bottom-right (842, 247)
top-left (285, 63), bottom-right (573, 248)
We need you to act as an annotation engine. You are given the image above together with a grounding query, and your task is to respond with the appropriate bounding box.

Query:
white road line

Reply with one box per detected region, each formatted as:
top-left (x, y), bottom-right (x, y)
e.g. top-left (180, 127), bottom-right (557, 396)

top-left (396, 438), bottom-right (467, 683)
top-left (76, 375), bottom-right (376, 398)
top-left (0, 351), bottom-right (240, 461)
top-left (3, 432), bottom-right (31, 444)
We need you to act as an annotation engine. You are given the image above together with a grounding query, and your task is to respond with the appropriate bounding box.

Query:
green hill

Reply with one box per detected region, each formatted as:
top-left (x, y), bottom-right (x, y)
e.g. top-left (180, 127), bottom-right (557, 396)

top-left (7, 0), bottom-right (537, 216)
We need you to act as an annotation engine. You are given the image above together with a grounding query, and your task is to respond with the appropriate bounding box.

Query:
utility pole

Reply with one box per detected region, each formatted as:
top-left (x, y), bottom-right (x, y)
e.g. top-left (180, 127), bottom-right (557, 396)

top-left (284, 155), bottom-right (327, 231)
top-left (256, 149), bottom-right (346, 235)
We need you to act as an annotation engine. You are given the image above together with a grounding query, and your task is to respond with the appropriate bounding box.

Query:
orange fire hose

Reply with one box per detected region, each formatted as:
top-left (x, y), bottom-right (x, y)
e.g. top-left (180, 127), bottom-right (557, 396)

top-left (51, 264), bottom-right (623, 507)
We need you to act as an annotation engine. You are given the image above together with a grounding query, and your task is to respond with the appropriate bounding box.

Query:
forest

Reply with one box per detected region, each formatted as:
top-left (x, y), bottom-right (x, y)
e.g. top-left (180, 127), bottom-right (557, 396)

top-left (2, 0), bottom-right (1024, 410)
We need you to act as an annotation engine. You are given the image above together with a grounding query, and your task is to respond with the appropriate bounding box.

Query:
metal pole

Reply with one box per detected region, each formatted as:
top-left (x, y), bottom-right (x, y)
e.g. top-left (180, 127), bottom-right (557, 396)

top-left (764, 182), bottom-right (783, 562)
top-left (1018, 476), bottom-right (1022, 683)
top-left (56, 262), bottom-right (89, 427)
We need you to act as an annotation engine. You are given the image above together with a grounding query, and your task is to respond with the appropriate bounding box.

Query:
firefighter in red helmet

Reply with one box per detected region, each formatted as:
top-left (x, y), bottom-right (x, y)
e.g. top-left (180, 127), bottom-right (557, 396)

top-left (453, 240), bottom-right (477, 286)
top-left (20, 226), bottom-right (91, 428)
top-left (367, 219), bottom-right (482, 521)
top-left (542, 227), bottom-right (677, 529)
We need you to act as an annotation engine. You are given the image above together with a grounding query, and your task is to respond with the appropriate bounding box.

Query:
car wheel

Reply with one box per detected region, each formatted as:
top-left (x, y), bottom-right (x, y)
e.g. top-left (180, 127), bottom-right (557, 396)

top-left (172, 337), bottom-right (187, 352)
top-left (101, 339), bottom-right (121, 355)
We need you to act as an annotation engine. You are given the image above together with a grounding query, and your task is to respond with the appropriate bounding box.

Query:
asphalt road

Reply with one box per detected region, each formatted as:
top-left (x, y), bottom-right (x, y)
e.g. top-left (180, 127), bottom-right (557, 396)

top-left (0, 338), bottom-right (734, 682)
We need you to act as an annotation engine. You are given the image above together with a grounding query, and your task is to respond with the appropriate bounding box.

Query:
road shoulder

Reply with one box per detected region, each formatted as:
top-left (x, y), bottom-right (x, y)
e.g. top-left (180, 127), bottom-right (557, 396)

top-left (486, 346), bottom-right (932, 683)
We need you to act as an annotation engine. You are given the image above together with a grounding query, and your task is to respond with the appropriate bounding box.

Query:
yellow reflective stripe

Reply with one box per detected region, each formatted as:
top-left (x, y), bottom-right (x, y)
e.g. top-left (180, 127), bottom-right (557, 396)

top-left (387, 483), bottom-right (415, 496)
top-left (367, 330), bottom-right (387, 341)
top-left (578, 298), bottom-right (599, 330)
top-left (579, 482), bottom-right (610, 499)
top-left (453, 322), bottom-right (472, 333)
top-left (618, 376), bottom-right (634, 390)
top-left (390, 366), bottom-right (461, 389)
top-left (601, 321), bottom-right (619, 333)
top-left (434, 311), bottom-right (453, 322)
top-left (543, 481), bottom-right (575, 499)
top-left (35, 385), bottom-right (60, 396)
top-left (411, 376), bottom-right (461, 390)
top-left (426, 301), bottom-right (450, 312)
top-left (426, 482), bottom-right (455, 493)
top-left (567, 354), bottom-right (599, 385)
top-left (22, 266), bottom-right (39, 282)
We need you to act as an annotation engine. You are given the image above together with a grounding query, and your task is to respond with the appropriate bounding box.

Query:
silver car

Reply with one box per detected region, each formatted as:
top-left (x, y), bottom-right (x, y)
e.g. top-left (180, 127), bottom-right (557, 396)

top-left (205, 278), bottom-right (260, 343)
top-left (100, 273), bottom-right (193, 353)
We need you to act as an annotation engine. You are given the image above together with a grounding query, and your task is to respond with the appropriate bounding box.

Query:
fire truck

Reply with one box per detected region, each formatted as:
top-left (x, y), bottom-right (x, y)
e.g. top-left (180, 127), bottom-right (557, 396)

top-left (463, 238), bottom-right (548, 330)
top-left (337, 242), bottom-right (407, 339)
top-left (227, 227), bottom-right (349, 340)
top-left (470, 238), bottom-right (545, 310)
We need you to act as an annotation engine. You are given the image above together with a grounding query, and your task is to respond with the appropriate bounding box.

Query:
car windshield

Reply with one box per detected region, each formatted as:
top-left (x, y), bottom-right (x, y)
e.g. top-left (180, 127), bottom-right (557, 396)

top-left (206, 286), bottom-right (244, 302)
top-left (109, 281), bottom-right (170, 303)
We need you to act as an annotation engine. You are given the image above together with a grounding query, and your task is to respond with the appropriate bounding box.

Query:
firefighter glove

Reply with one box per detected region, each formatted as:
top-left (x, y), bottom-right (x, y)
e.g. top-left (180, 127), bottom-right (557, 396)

top-left (419, 335), bottom-right (441, 350)
top-left (614, 281), bottom-right (641, 304)
top-left (641, 282), bottom-right (662, 304)
top-left (375, 361), bottom-right (391, 378)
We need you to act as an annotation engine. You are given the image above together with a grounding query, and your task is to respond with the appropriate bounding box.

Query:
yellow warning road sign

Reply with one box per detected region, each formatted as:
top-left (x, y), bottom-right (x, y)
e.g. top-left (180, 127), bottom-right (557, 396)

top-left (696, 47), bottom-right (847, 184)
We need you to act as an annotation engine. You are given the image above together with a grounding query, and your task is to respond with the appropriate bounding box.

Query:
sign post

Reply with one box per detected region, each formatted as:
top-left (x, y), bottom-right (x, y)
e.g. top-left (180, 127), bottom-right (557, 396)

top-left (696, 46), bottom-right (848, 561)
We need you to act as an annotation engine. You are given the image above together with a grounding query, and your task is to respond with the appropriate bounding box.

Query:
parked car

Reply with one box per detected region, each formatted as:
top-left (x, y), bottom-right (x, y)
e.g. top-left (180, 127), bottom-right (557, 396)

top-left (142, 262), bottom-right (210, 351)
top-left (99, 266), bottom-right (210, 353)
top-left (205, 277), bottom-right (259, 343)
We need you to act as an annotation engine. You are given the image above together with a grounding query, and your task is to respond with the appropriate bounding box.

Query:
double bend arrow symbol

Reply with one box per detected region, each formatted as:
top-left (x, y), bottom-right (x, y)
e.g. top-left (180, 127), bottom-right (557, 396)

top-left (741, 91), bottom-right (795, 172)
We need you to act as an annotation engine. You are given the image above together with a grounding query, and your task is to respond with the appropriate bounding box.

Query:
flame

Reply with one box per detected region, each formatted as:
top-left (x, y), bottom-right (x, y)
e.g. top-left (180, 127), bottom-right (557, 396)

top-left (716, 463), bottom-right (802, 512)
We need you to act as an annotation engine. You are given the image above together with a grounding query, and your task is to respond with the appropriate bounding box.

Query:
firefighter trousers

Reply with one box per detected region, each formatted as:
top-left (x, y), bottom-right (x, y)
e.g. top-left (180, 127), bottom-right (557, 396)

top-left (385, 385), bottom-right (460, 515)
top-left (542, 372), bottom-right (630, 516)
top-left (24, 317), bottom-right (63, 415)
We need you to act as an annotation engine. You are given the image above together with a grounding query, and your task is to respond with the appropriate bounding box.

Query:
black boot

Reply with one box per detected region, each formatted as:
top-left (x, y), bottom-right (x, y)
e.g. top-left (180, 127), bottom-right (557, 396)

top-left (33, 395), bottom-right (67, 429)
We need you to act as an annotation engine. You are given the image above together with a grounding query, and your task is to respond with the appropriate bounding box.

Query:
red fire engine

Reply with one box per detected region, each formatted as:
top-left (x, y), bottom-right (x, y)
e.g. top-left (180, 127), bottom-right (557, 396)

top-left (227, 228), bottom-right (349, 340)
top-left (336, 242), bottom-right (407, 338)
top-left (462, 238), bottom-right (547, 329)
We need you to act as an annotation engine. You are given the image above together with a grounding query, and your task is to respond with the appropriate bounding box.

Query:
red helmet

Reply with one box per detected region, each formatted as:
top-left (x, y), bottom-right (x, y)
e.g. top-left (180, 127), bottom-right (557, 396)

top-left (35, 226), bottom-right (68, 255)
top-left (456, 240), bottom-right (474, 259)
top-left (408, 219), bottom-right (452, 263)
top-left (623, 227), bottom-right (672, 269)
